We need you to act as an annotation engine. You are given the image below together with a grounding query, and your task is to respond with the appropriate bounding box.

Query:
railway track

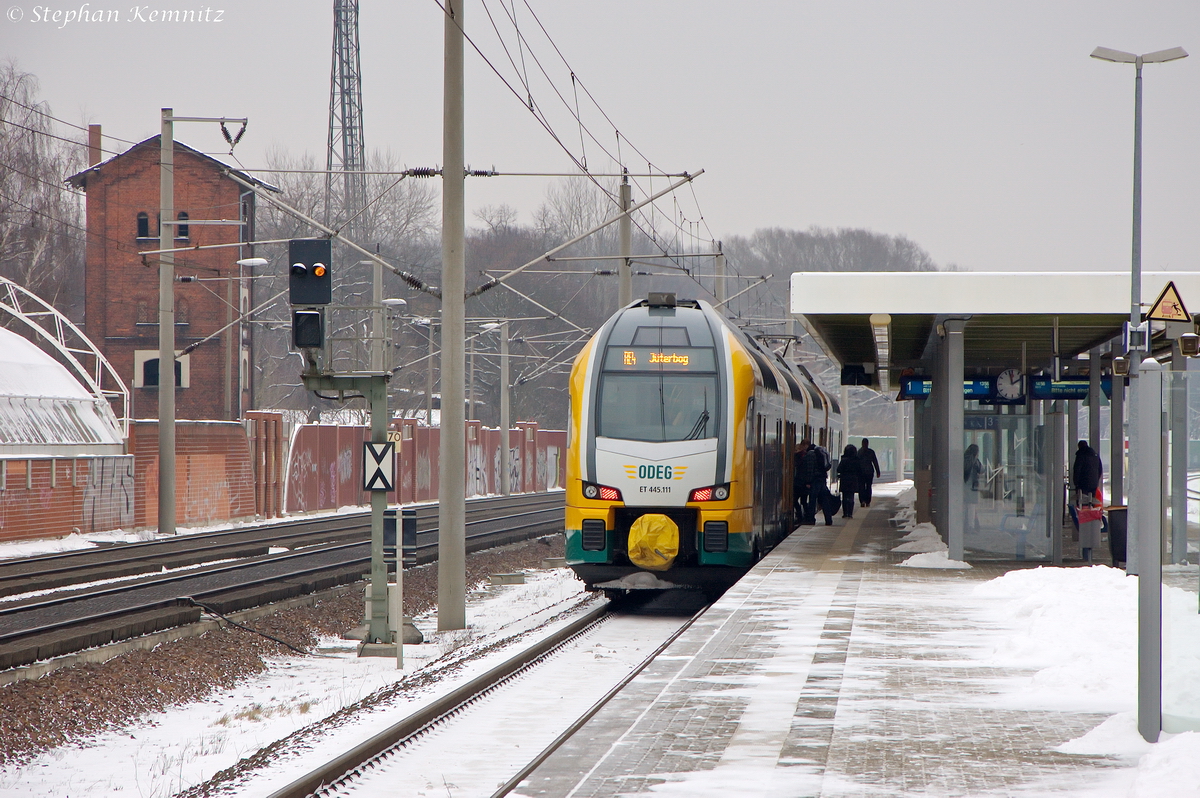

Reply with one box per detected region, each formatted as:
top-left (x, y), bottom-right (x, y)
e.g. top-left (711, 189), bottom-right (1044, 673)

top-left (0, 492), bottom-right (564, 671)
top-left (258, 597), bottom-right (705, 798)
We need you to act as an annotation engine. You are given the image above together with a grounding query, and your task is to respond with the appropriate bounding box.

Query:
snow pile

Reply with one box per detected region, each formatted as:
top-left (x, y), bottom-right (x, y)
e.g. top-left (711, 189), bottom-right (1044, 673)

top-left (973, 566), bottom-right (1200, 796)
top-left (1125, 731), bottom-right (1200, 797)
top-left (889, 485), bottom-right (917, 530)
top-left (1163, 581), bottom-right (1200, 728)
top-left (973, 564), bottom-right (1200, 721)
top-left (897, 550), bottom-right (972, 569)
top-left (890, 522), bottom-right (971, 568)
top-left (974, 565), bottom-right (1137, 710)
top-left (892, 522), bottom-right (943, 553)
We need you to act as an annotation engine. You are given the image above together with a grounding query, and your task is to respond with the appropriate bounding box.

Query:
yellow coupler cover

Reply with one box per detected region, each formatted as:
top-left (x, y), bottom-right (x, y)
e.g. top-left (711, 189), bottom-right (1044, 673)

top-left (627, 513), bottom-right (679, 571)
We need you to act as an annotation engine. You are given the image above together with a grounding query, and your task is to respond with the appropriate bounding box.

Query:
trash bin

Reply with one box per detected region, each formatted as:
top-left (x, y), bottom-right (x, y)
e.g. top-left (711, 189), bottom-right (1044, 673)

top-left (383, 507), bottom-right (418, 568)
top-left (1106, 506), bottom-right (1127, 567)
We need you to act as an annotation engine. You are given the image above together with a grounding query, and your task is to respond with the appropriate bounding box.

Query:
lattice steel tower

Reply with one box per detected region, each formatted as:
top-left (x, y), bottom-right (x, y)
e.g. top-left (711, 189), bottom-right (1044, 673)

top-left (326, 0), bottom-right (367, 232)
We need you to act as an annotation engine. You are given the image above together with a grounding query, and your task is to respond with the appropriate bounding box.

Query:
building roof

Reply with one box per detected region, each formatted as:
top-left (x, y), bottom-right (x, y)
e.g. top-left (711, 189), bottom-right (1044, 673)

top-left (0, 327), bottom-right (125, 456)
top-left (790, 271), bottom-right (1200, 387)
top-left (65, 135), bottom-right (280, 192)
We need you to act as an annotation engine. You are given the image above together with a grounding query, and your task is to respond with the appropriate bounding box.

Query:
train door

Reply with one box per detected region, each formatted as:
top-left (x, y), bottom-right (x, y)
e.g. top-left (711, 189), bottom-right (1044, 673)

top-left (785, 421), bottom-right (797, 534)
top-left (753, 412), bottom-right (765, 546)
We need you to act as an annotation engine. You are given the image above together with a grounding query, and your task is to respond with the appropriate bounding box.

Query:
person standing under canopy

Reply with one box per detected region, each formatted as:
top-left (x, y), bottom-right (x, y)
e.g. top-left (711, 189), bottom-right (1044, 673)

top-left (857, 438), bottom-right (881, 508)
top-left (1071, 440), bottom-right (1104, 562)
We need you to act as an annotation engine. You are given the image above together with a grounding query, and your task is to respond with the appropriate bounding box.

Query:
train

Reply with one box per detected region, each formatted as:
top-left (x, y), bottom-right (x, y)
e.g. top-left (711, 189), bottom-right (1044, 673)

top-left (564, 293), bottom-right (844, 598)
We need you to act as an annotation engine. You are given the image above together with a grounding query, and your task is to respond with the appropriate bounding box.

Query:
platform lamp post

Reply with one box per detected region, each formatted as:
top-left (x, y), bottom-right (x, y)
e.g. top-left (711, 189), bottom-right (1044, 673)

top-left (1091, 44), bottom-right (1188, 745)
top-left (158, 109), bottom-right (246, 537)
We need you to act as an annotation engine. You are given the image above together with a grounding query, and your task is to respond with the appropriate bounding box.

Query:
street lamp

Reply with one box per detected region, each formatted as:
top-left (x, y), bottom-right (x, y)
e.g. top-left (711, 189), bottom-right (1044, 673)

top-left (1090, 46), bottom-right (1187, 359)
top-left (1091, 43), bottom-right (1188, 747)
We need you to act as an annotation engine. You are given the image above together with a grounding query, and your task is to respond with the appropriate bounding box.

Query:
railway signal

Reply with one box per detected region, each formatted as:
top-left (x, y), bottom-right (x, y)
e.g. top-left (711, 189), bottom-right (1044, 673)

top-left (289, 239), bottom-right (332, 351)
top-left (288, 239), bottom-right (332, 305)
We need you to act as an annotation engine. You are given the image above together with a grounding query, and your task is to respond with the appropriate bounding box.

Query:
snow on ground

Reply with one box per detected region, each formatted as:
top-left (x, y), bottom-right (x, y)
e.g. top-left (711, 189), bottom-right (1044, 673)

top-left (0, 568), bottom-right (592, 798)
top-left (2, 481), bottom-right (1200, 796)
top-left (970, 565), bottom-right (1200, 797)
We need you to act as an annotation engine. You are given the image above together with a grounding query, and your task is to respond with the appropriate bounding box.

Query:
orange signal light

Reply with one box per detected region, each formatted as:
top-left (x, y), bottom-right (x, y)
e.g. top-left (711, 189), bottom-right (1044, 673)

top-left (313, 264), bottom-right (327, 277)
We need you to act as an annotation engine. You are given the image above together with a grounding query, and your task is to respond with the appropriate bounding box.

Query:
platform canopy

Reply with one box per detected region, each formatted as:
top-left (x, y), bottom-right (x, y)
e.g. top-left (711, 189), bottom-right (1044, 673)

top-left (0, 327), bottom-right (125, 457)
top-left (790, 271), bottom-right (1200, 389)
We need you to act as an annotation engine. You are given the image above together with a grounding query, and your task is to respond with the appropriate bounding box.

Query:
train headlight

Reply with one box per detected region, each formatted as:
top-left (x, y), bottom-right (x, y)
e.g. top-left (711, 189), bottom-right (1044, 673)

top-left (689, 484), bottom-right (731, 502)
top-left (582, 482), bottom-right (622, 502)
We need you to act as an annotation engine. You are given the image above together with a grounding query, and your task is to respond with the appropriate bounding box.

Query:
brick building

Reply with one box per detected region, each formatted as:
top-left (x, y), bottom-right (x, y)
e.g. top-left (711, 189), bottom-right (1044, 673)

top-left (67, 134), bottom-right (275, 421)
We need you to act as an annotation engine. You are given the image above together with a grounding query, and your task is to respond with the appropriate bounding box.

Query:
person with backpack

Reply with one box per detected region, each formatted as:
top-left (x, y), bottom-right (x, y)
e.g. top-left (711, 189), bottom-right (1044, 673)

top-left (857, 438), bottom-right (881, 508)
top-left (836, 444), bottom-right (862, 519)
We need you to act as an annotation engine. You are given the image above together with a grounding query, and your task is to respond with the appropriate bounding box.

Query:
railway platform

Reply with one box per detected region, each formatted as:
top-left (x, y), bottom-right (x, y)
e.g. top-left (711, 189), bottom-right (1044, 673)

top-left (519, 485), bottom-right (1128, 797)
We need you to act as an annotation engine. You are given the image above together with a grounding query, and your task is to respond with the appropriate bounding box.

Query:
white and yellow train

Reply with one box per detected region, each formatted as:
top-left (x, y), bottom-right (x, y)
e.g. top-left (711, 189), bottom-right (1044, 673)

top-left (565, 294), bottom-right (843, 597)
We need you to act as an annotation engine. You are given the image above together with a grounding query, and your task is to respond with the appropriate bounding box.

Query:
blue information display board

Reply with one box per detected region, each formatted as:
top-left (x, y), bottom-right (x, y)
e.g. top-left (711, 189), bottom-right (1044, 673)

top-left (1029, 377), bottom-right (1113, 401)
top-left (900, 378), bottom-right (995, 399)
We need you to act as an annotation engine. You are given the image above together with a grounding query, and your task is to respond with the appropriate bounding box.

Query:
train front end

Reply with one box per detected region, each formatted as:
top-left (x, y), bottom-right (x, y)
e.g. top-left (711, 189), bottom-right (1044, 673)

top-left (565, 297), bottom-right (754, 597)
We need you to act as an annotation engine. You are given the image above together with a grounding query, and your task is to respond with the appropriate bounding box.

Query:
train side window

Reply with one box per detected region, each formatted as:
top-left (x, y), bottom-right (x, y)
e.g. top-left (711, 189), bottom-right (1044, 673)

top-left (744, 397), bottom-right (756, 449)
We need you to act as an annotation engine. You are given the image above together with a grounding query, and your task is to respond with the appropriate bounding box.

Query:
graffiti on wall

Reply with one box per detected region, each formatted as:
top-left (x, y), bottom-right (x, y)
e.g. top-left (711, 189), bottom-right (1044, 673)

top-left (83, 456), bottom-right (135, 532)
top-left (467, 443), bottom-right (487, 496)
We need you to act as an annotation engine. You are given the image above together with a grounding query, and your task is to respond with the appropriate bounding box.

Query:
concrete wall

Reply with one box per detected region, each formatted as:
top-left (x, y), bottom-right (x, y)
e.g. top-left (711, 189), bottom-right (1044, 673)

top-left (0, 456), bottom-right (135, 542)
top-left (285, 421), bottom-right (566, 514)
top-left (130, 420), bottom-right (256, 528)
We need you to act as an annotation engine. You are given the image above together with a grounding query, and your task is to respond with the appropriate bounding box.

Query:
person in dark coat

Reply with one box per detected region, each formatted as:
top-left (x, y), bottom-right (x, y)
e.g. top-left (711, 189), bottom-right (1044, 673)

top-left (796, 439), bottom-right (831, 525)
top-left (792, 442), bottom-right (810, 525)
top-left (857, 438), bottom-right (881, 508)
top-left (1071, 440), bottom-right (1103, 496)
top-left (1071, 441), bottom-right (1104, 562)
top-left (836, 444), bottom-right (861, 519)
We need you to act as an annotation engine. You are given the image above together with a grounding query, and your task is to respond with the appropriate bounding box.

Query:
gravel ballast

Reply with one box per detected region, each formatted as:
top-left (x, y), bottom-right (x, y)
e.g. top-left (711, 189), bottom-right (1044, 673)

top-left (0, 535), bottom-right (567, 766)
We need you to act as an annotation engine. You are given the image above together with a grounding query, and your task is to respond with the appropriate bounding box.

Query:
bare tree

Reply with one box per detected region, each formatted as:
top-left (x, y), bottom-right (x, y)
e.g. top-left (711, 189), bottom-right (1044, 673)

top-left (0, 62), bottom-right (85, 320)
top-left (251, 148), bottom-right (439, 416)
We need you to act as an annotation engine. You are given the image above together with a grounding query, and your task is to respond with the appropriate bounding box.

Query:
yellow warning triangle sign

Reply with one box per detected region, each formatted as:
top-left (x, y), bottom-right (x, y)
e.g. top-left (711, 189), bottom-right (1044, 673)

top-left (1146, 280), bottom-right (1191, 323)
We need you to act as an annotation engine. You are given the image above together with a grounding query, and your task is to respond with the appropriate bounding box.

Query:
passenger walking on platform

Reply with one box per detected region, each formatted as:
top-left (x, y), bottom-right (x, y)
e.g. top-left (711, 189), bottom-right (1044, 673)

top-left (836, 445), bottom-right (861, 519)
top-left (1071, 440), bottom-right (1103, 562)
top-left (963, 444), bottom-right (982, 533)
top-left (857, 438), bottom-right (881, 508)
top-left (793, 442), bottom-right (809, 525)
top-left (797, 439), bottom-right (831, 525)
top-left (813, 442), bottom-right (836, 525)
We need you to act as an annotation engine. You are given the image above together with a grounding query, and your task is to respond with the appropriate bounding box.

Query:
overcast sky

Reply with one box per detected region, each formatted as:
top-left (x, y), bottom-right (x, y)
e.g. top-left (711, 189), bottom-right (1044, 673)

top-left (3, 1), bottom-right (1198, 275)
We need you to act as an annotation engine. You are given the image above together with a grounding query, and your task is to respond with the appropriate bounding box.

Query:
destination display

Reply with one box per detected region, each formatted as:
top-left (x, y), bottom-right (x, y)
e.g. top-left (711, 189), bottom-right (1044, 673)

top-left (1029, 377), bottom-right (1113, 401)
top-left (898, 378), bottom-right (991, 399)
top-left (901, 375), bottom-right (1114, 401)
top-left (604, 347), bottom-right (716, 372)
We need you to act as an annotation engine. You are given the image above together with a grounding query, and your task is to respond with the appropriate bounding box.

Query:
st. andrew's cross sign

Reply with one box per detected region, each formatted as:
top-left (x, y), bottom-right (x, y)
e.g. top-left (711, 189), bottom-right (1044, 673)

top-left (363, 442), bottom-right (395, 492)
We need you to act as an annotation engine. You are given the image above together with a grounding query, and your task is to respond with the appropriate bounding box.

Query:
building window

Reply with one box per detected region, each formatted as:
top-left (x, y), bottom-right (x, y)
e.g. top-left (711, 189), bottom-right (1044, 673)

top-left (133, 349), bottom-right (191, 388)
top-left (177, 211), bottom-right (189, 239)
top-left (137, 212), bottom-right (150, 238)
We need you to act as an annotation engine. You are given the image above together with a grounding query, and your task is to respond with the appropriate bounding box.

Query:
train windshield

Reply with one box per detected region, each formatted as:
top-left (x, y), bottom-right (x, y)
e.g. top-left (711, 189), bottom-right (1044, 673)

top-left (597, 374), bottom-right (718, 442)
